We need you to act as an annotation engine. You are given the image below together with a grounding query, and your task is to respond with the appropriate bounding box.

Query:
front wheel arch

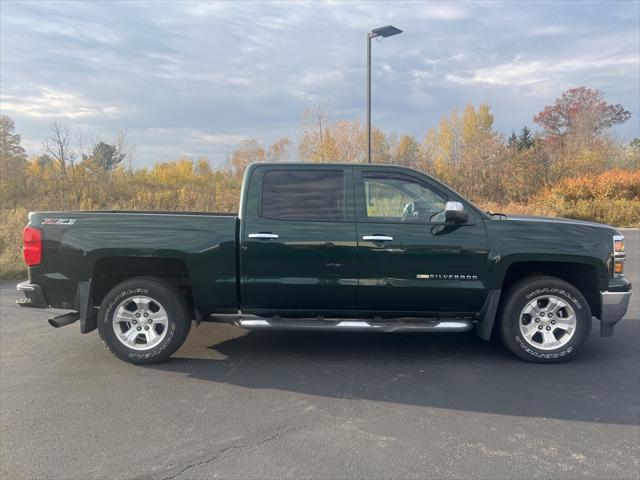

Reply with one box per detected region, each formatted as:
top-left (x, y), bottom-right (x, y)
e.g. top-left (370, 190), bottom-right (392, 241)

top-left (498, 275), bottom-right (592, 363)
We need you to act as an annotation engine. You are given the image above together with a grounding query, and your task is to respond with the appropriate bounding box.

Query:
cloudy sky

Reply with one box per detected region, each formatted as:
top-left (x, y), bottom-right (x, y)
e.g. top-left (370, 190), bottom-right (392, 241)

top-left (1, 0), bottom-right (639, 167)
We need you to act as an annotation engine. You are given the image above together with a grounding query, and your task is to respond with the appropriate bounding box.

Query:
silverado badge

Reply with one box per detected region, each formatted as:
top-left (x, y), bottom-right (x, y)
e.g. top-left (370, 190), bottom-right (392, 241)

top-left (417, 274), bottom-right (478, 280)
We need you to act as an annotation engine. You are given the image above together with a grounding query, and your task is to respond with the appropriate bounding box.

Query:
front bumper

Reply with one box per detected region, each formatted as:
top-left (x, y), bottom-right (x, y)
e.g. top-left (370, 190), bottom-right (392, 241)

top-left (599, 290), bottom-right (631, 336)
top-left (16, 281), bottom-right (47, 308)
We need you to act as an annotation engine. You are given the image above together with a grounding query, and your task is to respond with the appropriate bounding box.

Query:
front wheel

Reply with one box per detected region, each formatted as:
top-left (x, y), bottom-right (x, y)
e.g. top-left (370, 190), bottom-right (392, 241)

top-left (98, 277), bottom-right (191, 364)
top-left (499, 275), bottom-right (592, 363)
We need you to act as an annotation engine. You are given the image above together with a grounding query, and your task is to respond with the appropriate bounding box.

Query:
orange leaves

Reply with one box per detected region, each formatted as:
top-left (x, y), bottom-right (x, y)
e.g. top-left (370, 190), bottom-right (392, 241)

top-left (540, 170), bottom-right (640, 203)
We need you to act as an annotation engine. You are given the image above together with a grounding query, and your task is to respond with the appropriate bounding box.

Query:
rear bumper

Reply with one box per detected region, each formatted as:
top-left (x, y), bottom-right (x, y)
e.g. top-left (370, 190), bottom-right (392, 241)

top-left (16, 281), bottom-right (47, 308)
top-left (599, 290), bottom-right (631, 337)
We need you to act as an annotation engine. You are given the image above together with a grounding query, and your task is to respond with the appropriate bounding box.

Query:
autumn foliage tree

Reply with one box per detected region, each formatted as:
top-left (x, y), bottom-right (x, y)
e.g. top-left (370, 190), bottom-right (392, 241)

top-left (534, 87), bottom-right (632, 177)
top-left (534, 87), bottom-right (631, 149)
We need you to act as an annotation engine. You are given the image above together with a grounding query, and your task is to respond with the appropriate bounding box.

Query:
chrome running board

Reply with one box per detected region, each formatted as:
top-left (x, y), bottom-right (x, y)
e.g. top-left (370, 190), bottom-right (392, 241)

top-left (231, 317), bottom-right (472, 333)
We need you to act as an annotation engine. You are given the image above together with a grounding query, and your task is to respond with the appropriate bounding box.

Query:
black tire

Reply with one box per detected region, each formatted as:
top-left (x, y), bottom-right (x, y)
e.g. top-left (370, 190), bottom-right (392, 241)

top-left (98, 277), bottom-right (191, 365)
top-left (499, 275), bottom-right (592, 363)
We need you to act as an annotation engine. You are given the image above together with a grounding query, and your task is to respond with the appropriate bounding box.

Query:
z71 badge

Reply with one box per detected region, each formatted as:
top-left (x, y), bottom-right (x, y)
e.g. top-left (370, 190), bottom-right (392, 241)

top-left (41, 218), bottom-right (76, 225)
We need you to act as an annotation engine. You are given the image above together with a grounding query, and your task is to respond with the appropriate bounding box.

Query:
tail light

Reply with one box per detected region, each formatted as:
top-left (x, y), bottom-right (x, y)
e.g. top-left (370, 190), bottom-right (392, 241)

top-left (613, 234), bottom-right (625, 278)
top-left (23, 226), bottom-right (42, 266)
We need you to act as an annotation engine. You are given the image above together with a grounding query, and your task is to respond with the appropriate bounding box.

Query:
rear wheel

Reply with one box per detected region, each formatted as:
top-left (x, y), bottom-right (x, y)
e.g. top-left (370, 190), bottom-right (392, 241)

top-left (499, 275), bottom-right (592, 363)
top-left (98, 277), bottom-right (191, 364)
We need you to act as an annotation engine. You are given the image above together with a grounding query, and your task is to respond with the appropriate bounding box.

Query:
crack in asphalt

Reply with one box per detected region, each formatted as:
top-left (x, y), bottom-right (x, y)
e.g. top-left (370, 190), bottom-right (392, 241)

top-left (159, 424), bottom-right (307, 480)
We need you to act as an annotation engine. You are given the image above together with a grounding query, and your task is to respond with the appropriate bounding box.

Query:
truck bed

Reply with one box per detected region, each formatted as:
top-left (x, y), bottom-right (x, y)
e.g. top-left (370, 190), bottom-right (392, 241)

top-left (26, 210), bottom-right (239, 319)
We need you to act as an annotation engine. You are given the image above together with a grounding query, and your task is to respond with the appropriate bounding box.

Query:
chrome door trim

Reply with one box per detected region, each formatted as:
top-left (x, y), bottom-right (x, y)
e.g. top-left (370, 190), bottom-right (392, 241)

top-left (362, 235), bottom-right (393, 241)
top-left (248, 233), bottom-right (279, 239)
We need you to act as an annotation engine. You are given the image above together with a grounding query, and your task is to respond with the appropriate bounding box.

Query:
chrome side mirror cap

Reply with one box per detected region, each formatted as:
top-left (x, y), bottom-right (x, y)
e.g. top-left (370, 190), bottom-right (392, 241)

top-left (445, 201), bottom-right (469, 223)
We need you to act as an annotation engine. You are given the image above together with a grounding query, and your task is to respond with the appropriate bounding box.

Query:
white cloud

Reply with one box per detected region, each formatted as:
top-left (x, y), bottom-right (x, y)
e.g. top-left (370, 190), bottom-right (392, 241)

top-left (188, 130), bottom-right (247, 144)
top-left (446, 54), bottom-right (640, 87)
top-left (300, 70), bottom-right (343, 86)
top-left (183, 1), bottom-right (229, 19)
top-left (529, 25), bottom-right (569, 36)
top-left (418, 3), bottom-right (468, 20)
top-left (1, 88), bottom-right (130, 119)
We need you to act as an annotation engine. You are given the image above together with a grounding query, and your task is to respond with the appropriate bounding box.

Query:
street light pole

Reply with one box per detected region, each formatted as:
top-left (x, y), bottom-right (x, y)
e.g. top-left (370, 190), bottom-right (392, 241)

top-left (367, 33), bottom-right (373, 164)
top-left (366, 25), bottom-right (402, 164)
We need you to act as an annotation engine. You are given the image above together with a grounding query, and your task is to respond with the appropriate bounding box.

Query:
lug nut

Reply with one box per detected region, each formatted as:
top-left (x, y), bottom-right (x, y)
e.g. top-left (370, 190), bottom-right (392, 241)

top-left (535, 318), bottom-right (540, 322)
top-left (132, 320), bottom-right (137, 324)
top-left (143, 313), bottom-right (148, 317)
top-left (144, 326), bottom-right (149, 330)
top-left (135, 313), bottom-right (140, 318)
top-left (546, 326), bottom-right (551, 331)
top-left (551, 320), bottom-right (556, 325)
top-left (148, 319), bottom-right (153, 324)
top-left (136, 326), bottom-right (141, 331)
top-left (540, 312), bottom-right (545, 317)
top-left (548, 313), bottom-right (553, 317)
top-left (538, 325), bottom-right (543, 330)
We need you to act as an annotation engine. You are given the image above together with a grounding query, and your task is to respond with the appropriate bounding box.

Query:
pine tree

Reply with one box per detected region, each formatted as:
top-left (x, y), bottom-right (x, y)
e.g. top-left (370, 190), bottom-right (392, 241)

top-left (518, 126), bottom-right (534, 150)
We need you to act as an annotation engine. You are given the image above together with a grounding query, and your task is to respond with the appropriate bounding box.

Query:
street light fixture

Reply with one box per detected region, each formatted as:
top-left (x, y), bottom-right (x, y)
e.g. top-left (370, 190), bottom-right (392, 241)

top-left (367, 25), bottom-right (403, 164)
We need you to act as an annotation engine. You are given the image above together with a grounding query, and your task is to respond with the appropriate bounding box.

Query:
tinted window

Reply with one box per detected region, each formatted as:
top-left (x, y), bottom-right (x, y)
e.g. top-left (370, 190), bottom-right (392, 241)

top-left (364, 175), bottom-right (446, 223)
top-left (261, 170), bottom-right (346, 221)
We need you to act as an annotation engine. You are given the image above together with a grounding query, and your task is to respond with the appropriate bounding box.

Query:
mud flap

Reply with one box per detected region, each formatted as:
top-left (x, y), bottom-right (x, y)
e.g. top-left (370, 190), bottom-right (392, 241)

top-left (75, 280), bottom-right (97, 333)
top-left (475, 289), bottom-right (501, 341)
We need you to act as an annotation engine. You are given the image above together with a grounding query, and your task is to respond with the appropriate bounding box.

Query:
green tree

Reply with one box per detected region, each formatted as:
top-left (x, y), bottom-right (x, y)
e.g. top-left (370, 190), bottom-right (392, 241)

top-left (0, 116), bottom-right (28, 208)
top-left (517, 126), bottom-right (534, 150)
top-left (85, 141), bottom-right (125, 171)
top-left (0, 115), bottom-right (27, 162)
top-left (36, 154), bottom-right (54, 170)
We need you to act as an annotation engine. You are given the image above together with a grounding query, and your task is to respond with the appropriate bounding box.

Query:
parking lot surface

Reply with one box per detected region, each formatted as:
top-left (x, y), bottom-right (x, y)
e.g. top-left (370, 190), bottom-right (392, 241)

top-left (1, 230), bottom-right (638, 480)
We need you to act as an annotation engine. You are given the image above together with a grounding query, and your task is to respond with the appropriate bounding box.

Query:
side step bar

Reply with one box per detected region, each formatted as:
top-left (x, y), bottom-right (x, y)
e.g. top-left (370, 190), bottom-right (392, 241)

top-left (48, 312), bottom-right (80, 328)
top-left (234, 317), bottom-right (473, 333)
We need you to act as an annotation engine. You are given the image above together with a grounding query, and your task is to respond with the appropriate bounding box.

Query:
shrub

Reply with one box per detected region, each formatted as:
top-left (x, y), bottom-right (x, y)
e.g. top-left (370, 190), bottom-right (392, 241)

top-left (0, 208), bottom-right (28, 279)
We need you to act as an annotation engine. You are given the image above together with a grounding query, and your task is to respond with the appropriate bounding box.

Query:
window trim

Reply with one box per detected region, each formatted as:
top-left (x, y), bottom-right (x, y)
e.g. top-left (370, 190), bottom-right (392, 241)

top-left (258, 168), bottom-right (353, 223)
top-left (357, 171), bottom-right (451, 225)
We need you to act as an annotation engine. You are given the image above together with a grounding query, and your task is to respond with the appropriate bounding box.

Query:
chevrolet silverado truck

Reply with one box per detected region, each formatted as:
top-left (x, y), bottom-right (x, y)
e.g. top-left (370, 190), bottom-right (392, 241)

top-left (17, 163), bottom-right (631, 364)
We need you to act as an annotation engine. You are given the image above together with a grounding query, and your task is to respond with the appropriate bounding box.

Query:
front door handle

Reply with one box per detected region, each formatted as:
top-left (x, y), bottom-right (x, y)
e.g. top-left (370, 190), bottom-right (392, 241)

top-left (362, 235), bottom-right (393, 241)
top-left (248, 233), bottom-right (279, 240)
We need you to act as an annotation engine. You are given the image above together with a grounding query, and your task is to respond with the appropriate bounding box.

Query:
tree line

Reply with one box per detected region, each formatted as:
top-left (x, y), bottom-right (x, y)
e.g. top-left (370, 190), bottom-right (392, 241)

top-left (1, 86), bottom-right (639, 277)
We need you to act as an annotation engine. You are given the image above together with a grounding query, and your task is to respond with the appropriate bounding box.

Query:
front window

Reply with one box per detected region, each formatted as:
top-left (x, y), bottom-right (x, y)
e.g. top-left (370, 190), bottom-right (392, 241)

top-left (364, 175), bottom-right (446, 223)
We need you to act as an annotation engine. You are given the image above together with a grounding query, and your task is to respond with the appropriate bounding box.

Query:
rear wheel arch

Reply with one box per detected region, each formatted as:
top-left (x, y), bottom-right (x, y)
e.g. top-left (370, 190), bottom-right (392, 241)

top-left (97, 276), bottom-right (191, 364)
top-left (89, 256), bottom-right (196, 321)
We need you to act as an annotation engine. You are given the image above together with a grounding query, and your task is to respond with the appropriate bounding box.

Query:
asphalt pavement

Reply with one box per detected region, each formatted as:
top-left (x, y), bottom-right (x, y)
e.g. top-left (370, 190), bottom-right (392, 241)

top-left (1, 230), bottom-right (638, 480)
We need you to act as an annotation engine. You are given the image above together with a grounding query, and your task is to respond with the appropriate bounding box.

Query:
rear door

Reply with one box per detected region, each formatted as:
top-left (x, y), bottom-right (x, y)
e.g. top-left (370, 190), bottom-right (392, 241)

top-left (355, 168), bottom-right (489, 315)
top-left (240, 165), bottom-right (358, 313)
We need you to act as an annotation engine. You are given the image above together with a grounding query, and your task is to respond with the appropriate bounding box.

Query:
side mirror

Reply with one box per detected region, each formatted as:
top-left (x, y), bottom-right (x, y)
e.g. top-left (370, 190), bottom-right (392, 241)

top-left (445, 201), bottom-right (469, 224)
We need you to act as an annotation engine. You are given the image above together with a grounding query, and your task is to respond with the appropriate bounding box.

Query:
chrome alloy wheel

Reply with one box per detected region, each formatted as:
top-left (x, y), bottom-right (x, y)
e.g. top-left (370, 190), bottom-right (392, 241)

top-left (519, 295), bottom-right (577, 350)
top-left (112, 296), bottom-right (169, 350)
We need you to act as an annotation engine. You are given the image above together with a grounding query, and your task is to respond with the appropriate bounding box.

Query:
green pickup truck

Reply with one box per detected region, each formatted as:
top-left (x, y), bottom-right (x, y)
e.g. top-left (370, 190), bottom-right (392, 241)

top-left (17, 163), bottom-right (631, 364)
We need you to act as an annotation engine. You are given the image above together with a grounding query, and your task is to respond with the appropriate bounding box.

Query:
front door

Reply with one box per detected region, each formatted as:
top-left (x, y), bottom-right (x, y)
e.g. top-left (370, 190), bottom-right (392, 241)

top-left (241, 166), bottom-right (358, 313)
top-left (355, 169), bottom-right (489, 315)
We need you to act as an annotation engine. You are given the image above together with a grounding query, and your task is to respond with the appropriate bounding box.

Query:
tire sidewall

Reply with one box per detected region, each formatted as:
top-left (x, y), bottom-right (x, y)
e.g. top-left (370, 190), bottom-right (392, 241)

top-left (501, 278), bottom-right (592, 362)
top-left (98, 280), bottom-right (187, 364)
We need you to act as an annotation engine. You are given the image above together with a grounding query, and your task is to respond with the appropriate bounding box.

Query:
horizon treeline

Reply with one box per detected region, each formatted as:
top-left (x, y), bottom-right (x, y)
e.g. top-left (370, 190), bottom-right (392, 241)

top-left (1, 86), bottom-right (640, 277)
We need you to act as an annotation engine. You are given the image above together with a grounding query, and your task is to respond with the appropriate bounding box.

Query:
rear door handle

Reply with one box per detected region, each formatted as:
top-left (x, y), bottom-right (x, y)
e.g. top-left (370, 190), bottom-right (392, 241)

top-left (362, 235), bottom-right (393, 241)
top-left (248, 233), bottom-right (279, 240)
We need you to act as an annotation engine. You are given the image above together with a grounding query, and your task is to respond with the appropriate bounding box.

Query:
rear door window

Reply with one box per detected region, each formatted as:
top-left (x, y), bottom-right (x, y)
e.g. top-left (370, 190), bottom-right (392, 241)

top-left (261, 169), bottom-right (347, 221)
